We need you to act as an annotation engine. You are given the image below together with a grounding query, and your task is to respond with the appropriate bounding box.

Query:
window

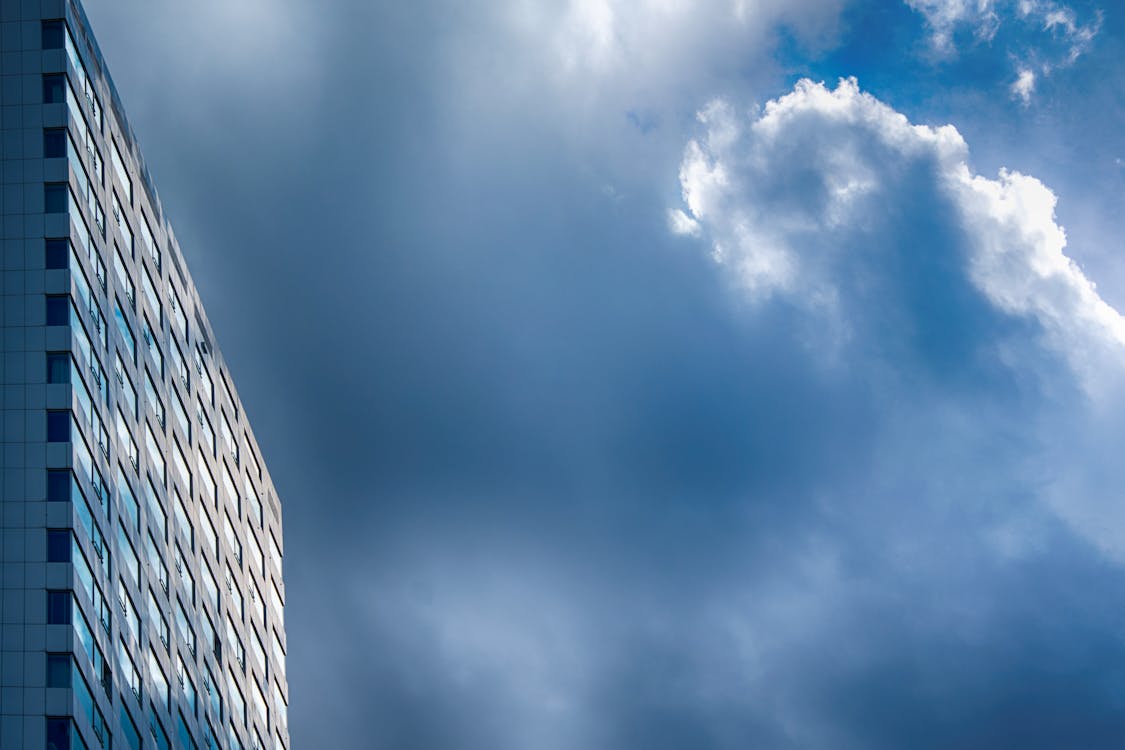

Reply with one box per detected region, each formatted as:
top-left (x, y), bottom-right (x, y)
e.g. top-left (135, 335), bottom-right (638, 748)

top-left (142, 265), bottom-right (161, 321)
top-left (198, 455), bottom-right (216, 505)
top-left (118, 522), bottom-right (140, 586)
top-left (141, 215), bottom-right (160, 271)
top-left (199, 505), bottom-right (218, 555)
top-left (149, 648), bottom-right (170, 709)
top-left (111, 138), bottom-right (132, 201)
top-left (44, 128), bottom-right (66, 158)
top-left (151, 711), bottom-right (171, 750)
top-left (47, 469), bottom-right (71, 502)
top-left (143, 318), bottom-right (164, 375)
top-left (45, 295), bottom-right (69, 325)
top-left (118, 578), bottom-right (139, 641)
top-left (201, 559), bottom-right (218, 610)
top-left (198, 402), bottom-right (216, 456)
top-left (46, 411), bottom-right (70, 442)
top-left (222, 462), bottom-right (239, 512)
top-left (46, 590), bottom-right (71, 624)
top-left (117, 409), bottom-right (139, 471)
top-left (227, 615), bottom-right (245, 670)
top-left (196, 347), bottom-right (214, 405)
top-left (45, 717), bottom-right (73, 750)
top-left (176, 544), bottom-right (196, 602)
top-left (148, 589), bottom-right (169, 649)
top-left (169, 285), bottom-right (187, 342)
top-left (245, 476), bottom-right (262, 528)
top-left (171, 389), bottom-right (190, 441)
top-left (175, 490), bottom-right (194, 548)
top-left (248, 532), bottom-right (264, 577)
top-left (46, 353), bottom-right (70, 383)
top-left (224, 513), bottom-right (243, 566)
top-left (251, 628), bottom-right (266, 675)
top-left (145, 475), bottom-right (167, 536)
top-left (227, 669), bottom-right (247, 725)
top-left (45, 238), bottom-right (69, 269)
top-left (270, 580), bottom-right (284, 625)
top-left (121, 705), bottom-right (142, 750)
top-left (43, 74), bottom-right (65, 103)
top-left (204, 665), bottom-right (222, 718)
top-left (115, 302), bottom-right (136, 358)
top-left (226, 565), bottom-right (244, 619)
top-left (269, 532), bottom-right (282, 574)
top-left (172, 439), bottom-right (191, 493)
top-left (147, 531), bottom-right (169, 592)
top-left (117, 466), bottom-right (139, 530)
top-left (220, 411), bottom-right (236, 460)
top-left (116, 354), bottom-right (137, 418)
top-left (177, 656), bottom-right (198, 715)
top-left (42, 20), bottom-right (65, 49)
top-left (146, 423), bottom-right (166, 484)
top-left (46, 653), bottom-right (71, 688)
top-left (171, 335), bottom-right (189, 389)
top-left (114, 248), bottom-right (135, 307)
top-left (113, 191), bottom-right (133, 252)
top-left (46, 530), bottom-right (71, 562)
top-left (145, 369), bottom-right (165, 427)
top-left (44, 182), bottom-right (68, 212)
top-left (177, 598), bottom-right (197, 657)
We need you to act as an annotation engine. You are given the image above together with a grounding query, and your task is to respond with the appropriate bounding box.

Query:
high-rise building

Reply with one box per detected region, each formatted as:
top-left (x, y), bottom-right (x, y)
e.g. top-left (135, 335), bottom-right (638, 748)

top-left (0, 1), bottom-right (289, 748)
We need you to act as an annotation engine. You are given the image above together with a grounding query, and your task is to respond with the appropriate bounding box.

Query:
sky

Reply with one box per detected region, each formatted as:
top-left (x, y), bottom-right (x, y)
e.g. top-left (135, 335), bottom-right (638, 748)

top-left (79, 0), bottom-right (1125, 747)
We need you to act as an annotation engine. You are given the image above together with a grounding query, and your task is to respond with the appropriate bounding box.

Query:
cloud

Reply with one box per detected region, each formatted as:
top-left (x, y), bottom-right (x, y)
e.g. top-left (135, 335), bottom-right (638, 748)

top-left (905, 0), bottom-right (1001, 52)
top-left (1010, 66), bottom-right (1037, 101)
top-left (674, 77), bottom-right (1125, 386)
top-left (905, 0), bottom-right (1101, 101)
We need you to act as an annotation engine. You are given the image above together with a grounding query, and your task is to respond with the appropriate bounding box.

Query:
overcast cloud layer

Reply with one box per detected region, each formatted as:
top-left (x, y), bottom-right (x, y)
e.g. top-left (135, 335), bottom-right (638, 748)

top-left (81, 0), bottom-right (1125, 747)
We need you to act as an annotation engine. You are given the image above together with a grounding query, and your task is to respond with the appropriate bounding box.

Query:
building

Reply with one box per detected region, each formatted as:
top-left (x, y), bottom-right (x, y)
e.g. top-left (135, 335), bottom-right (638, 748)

top-left (0, 1), bottom-right (290, 748)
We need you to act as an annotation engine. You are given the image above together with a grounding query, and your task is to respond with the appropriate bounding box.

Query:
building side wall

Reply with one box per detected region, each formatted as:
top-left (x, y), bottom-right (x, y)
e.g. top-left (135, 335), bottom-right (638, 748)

top-left (0, 0), bottom-right (289, 748)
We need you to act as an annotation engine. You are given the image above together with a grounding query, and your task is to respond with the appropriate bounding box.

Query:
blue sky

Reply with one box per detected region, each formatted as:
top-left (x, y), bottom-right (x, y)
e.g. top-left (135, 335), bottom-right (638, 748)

top-left (81, 0), bottom-right (1125, 746)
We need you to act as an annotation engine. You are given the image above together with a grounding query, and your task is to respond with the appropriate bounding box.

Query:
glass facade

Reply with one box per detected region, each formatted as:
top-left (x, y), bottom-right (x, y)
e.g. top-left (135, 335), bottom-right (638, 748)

top-left (0, 4), bottom-right (289, 750)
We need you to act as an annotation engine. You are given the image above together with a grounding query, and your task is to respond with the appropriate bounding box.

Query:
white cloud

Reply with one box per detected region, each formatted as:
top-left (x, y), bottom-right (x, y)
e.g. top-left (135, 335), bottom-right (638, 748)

top-left (671, 77), bottom-right (1125, 562)
top-left (673, 76), bottom-right (1125, 387)
top-left (1010, 67), bottom-right (1036, 102)
top-left (905, 0), bottom-right (1101, 101)
top-left (905, 0), bottom-right (1000, 52)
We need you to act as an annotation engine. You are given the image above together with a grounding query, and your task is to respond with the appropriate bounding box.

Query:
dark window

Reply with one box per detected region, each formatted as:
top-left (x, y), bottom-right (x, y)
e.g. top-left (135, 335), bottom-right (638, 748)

top-left (46, 530), bottom-right (70, 563)
top-left (44, 183), bottom-right (68, 213)
top-left (45, 296), bottom-right (69, 326)
top-left (46, 353), bottom-right (70, 384)
top-left (43, 129), bottom-right (66, 158)
top-left (42, 20), bottom-right (65, 50)
top-left (43, 74), bottom-right (65, 104)
top-left (45, 239), bottom-right (69, 269)
top-left (46, 411), bottom-right (70, 443)
top-left (46, 653), bottom-right (70, 687)
top-left (46, 717), bottom-right (71, 750)
top-left (46, 591), bottom-right (71, 624)
top-left (47, 470), bottom-right (71, 502)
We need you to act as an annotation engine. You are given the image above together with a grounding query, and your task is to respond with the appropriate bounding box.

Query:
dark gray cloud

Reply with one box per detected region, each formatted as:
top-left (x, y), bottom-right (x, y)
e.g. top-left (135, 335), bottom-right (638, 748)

top-left (81, 1), bottom-right (1125, 748)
